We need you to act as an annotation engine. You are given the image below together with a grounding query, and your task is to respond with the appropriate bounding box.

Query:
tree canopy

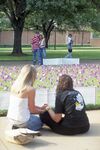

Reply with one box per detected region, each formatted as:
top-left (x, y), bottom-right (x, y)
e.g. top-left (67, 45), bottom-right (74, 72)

top-left (25, 0), bottom-right (96, 47)
top-left (0, 12), bottom-right (11, 30)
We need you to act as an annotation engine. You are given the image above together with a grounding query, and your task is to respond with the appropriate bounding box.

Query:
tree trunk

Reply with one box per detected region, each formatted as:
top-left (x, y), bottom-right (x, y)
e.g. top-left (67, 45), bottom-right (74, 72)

top-left (42, 20), bottom-right (54, 48)
top-left (81, 31), bottom-right (84, 46)
top-left (12, 28), bottom-right (23, 55)
top-left (44, 32), bottom-right (50, 48)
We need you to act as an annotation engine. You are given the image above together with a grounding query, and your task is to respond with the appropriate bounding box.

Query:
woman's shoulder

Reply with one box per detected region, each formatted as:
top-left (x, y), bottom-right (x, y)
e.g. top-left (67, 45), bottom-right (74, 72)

top-left (26, 86), bottom-right (35, 93)
top-left (57, 89), bottom-right (79, 98)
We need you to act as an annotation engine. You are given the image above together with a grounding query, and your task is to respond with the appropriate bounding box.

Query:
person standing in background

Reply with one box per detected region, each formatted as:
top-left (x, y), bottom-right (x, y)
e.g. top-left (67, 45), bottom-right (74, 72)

top-left (31, 32), bottom-right (41, 65)
top-left (39, 34), bottom-right (46, 65)
top-left (65, 34), bottom-right (73, 58)
top-left (40, 34), bottom-right (46, 59)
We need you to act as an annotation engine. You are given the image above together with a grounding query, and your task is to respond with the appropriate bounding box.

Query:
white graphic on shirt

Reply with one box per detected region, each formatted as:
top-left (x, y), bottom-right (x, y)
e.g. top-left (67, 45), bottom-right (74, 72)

top-left (75, 93), bottom-right (84, 111)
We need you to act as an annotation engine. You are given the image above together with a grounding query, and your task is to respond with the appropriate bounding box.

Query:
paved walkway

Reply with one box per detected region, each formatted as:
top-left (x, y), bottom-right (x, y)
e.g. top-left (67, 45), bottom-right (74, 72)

top-left (0, 59), bottom-right (100, 66)
top-left (0, 110), bottom-right (100, 150)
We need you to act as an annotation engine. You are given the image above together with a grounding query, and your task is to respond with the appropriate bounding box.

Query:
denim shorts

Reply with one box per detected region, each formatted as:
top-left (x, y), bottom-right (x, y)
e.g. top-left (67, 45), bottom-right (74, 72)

top-left (26, 114), bottom-right (43, 131)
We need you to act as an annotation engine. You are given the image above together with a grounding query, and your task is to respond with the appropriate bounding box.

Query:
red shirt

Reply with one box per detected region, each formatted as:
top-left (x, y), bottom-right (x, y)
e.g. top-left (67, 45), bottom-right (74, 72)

top-left (31, 34), bottom-right (40, 50)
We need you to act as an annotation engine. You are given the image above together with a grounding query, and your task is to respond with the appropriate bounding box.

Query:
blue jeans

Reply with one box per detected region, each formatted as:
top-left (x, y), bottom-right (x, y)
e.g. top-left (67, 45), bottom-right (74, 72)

top-left (32, 49), bottom-right (43, 65)
top-left (38, 48), bottom-right (43, 65)
top-left (32, 49), bottom-right (38, 64)
top-left (26, 114), bottom-right (43, 131)
top-left (66, 44), bottom-right (73, 58)
top-left (42, 48), bottom-right (46, 58)
top-left (67, 43), bottom-right (72, 52)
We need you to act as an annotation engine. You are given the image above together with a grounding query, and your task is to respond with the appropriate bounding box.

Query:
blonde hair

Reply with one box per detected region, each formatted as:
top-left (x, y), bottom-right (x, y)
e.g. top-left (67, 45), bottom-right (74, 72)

top-left (11, 64), bottom-right (37, 94)
top-left (56, 74), bottom-right (73, 93)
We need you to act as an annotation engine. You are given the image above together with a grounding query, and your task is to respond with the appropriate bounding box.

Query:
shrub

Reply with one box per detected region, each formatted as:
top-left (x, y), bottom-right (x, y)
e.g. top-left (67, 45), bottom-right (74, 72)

top-left (86, 104), bottom-right (100, 110)
top-left (0, 110), bottom-right (7, 117)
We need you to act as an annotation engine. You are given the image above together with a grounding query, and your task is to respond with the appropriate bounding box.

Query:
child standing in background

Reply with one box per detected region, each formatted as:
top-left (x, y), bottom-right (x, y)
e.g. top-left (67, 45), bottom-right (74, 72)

top-left (65, 34), bottom-right (73, 58)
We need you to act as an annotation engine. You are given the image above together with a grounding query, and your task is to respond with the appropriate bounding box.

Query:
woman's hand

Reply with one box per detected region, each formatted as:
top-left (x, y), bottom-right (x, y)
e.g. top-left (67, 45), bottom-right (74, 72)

top-left (40, 104), bottom-right (48, 113)
top-left (41, 104), bottom-right (48, 110)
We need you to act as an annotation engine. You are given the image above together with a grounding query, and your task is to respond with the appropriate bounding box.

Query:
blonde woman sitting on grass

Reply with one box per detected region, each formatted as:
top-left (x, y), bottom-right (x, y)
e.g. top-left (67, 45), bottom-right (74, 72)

top-left (5, 64), bottom-right (47, 144)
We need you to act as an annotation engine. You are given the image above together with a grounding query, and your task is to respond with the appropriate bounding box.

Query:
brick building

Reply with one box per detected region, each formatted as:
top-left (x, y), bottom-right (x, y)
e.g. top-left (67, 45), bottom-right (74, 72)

top-left (0, 30), bottom-right (100, 47)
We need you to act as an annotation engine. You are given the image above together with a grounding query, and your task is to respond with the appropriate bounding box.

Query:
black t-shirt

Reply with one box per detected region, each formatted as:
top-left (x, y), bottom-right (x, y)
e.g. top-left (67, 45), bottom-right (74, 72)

top-left (55, 90), bottom-right (89, 127)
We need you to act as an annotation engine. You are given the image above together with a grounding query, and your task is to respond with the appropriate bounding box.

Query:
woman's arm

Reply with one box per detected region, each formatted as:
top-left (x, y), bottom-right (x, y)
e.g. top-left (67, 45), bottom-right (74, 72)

top-left (28, 88), bottom-right (46, 114)
top-left (46, 106), bottom-right (62, 123)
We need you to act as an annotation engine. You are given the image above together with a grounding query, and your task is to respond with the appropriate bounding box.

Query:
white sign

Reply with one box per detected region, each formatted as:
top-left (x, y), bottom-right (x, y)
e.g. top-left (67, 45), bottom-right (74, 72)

top-left (0, 92), bottom-right (10, 109)
top-left (0, 87), bottom-right (96, 109)
top-left (75, 87), bottom-right (96, 105)
top-left (36, 87), bottom-right (96, 106)
top-left (35, 89), bottom-right (48, 106)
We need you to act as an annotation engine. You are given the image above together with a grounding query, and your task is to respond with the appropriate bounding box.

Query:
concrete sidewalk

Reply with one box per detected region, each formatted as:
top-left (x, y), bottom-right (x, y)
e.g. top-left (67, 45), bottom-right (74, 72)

top-left (0, 59), bottom-right (100, 66)
top-left (0, 110), bottom-right (100, 150)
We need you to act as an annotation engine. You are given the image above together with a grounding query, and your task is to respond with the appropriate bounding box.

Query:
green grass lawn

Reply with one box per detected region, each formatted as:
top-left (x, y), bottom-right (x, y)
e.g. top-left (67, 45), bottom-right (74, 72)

top-left (96, 88), bottom-right (100, 104)
top-left (0, 46), bottom-right (100, 60)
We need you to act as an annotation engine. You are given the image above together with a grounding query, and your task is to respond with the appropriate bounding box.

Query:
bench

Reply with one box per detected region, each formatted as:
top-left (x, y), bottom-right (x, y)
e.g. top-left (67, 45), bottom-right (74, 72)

top-left (43, 58), bottom-right (80, 65)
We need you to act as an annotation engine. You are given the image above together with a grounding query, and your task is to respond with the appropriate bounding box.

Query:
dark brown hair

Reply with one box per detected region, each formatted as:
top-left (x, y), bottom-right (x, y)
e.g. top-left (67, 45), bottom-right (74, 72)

top-left (56, 74), bottom-right (73, 93)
